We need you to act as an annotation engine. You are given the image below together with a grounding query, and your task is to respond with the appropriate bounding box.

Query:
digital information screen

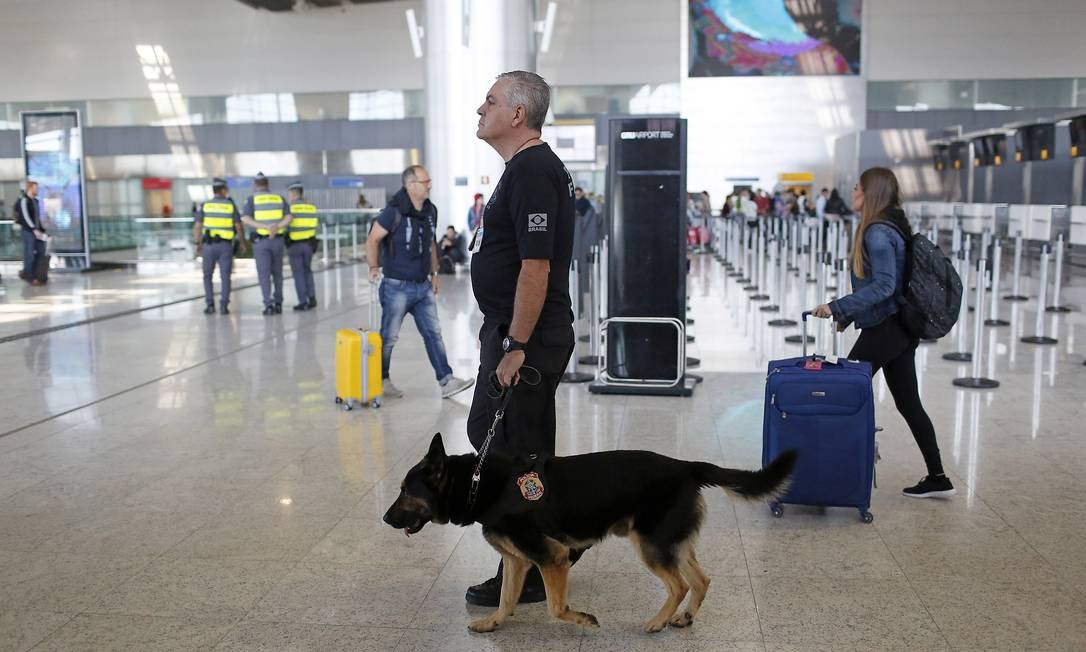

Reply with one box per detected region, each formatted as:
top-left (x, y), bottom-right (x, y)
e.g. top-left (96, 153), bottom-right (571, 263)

top-left (21, 111), bottom-right (89, 258)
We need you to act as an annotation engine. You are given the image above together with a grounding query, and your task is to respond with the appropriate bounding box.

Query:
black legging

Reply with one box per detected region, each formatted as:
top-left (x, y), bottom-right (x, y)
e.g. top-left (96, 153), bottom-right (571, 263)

top-left (848, 315), bottom-right (945, 477)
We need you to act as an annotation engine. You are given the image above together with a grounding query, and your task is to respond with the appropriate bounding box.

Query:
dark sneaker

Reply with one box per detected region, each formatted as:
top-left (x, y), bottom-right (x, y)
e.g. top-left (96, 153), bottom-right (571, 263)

top-left (307, 297), bottom-right (317, 308)
top-left (903, 474), bottom-right (956, 499)
top-left (203, 304), bottom-right (216, 315)
top-left (293, 303), bottom-right (309, 311)
top-left (220, 305), bottom-right (230, 315)
top-left (273, 304), bottom-right (283, 314)
top-left (465, 566), bottom-right (546, 607)
top-left (262, 306), bottom-right (275, 316)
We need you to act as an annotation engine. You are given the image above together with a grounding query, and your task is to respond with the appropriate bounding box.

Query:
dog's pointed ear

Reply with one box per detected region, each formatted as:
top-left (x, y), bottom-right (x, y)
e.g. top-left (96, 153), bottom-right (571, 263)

top-left (426, 433), bottom-right (446, 462)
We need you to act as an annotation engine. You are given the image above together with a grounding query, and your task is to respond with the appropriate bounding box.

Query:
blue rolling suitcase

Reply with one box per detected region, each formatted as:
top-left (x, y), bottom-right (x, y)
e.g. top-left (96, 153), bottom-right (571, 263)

top-left (762, 312), bottom-right (877, 523)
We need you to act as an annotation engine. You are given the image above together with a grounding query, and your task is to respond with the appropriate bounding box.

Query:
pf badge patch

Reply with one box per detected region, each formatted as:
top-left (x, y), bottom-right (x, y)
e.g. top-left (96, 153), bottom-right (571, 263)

top-left (516, 472), bottom-right (545, 501)
top-left (527, 213), bottom-right (548, 232)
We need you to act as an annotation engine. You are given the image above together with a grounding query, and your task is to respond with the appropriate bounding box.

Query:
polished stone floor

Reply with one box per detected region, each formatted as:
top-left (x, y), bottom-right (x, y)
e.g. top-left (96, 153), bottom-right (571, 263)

top-left (0, 253), bottom-right (1084, 650)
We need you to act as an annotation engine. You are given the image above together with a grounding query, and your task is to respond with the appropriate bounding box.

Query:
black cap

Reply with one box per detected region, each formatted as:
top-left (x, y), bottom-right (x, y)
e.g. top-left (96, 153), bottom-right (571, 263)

top-left (212, 177), bottom-right (228, 189)
top-left (287, 181), bottom-right (303, 192)
top-left (254, 172), bottom-right (268, 184)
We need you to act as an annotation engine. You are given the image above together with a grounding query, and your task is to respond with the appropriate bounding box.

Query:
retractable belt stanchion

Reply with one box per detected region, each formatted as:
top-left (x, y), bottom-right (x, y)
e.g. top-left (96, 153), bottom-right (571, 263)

top-left (1021, 246), bottom-right (1058, 345)
top-left (351, 221), bottom-right (360, 261)
top-left (806, 224), bottom-right (817, 284)
top-left (1046, 234), bottom-right (1071, 313)
top-left (1004, 232), bottom-right (1028, 301)
top-left (561, 261), bottom-right (593, 383)
top-left (761, 230), bottom-right (781, 313)
top-left (333, 221), bottom-right (342, 265)
top-left (578, 245), bottom-right (600, 364)
top-left (943, 242), bottom-right (973, 362)
top-left (744, 224), bottom-right (760, 291)
top-left (321, 223), bottom-right (330, 266)
top-left (728, 221), bottom-right (744, 278)
top-left (751, 226), bottom-right (770, 300)
top-left (953, 257), bottom-right (999, 389)
top-left (768, 236), bottom-right (795, 326)
top-left (788, 218), bottom-right (799, 272)
top-left (985, 237), bottom-right (1009, 327)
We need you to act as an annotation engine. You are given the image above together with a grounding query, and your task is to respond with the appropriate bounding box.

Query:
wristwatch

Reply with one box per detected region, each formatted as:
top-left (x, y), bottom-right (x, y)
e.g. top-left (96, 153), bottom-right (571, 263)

top-left (502, 336), bottom-right (526, 353)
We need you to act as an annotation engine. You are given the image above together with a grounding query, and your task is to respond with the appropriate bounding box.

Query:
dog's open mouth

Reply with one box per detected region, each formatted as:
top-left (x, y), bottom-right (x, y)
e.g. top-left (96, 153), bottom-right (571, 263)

top-left (403, 518), bottom-right (425, 537)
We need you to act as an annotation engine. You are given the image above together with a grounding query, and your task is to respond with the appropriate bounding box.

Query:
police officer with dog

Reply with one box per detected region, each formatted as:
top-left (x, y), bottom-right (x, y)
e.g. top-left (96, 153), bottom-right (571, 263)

top-left (241, 172), bottom-right (290, 315)
top-left (284, 181), bottom-right (319, 311)
top-left (193, 177), bottom-right (246, 314)
top-left (464, 70), bottom-right (577, 606)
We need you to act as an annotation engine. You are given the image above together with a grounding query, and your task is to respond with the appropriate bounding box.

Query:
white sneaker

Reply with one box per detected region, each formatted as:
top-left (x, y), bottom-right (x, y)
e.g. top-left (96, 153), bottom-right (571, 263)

top-left (440, 376), bottom-right (475, 399)
top-left (382, 379), bottom-right (404, 398)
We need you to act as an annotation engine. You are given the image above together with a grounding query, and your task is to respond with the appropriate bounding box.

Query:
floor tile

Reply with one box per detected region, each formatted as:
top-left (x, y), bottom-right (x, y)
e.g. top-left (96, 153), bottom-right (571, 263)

top-left (214, 621), bottom-right (404, 651)
top-left (751, 577), bottom-right (946, 648)
top-left (166, 512), bottom-right (340, 561)
top-left (0, 610), bottom-right (74, 652)
top-left (34, 614), bottom-right (236, 651)
top-left (0, 551), bottom-right (149, 613)
top-left (248, 562), bottom-right (435, 627)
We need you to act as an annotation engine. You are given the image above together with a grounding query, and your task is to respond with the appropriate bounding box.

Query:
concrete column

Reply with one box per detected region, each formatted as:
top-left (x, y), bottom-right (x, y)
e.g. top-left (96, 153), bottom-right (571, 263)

top-left (424, 0), bottom-right (536, 232)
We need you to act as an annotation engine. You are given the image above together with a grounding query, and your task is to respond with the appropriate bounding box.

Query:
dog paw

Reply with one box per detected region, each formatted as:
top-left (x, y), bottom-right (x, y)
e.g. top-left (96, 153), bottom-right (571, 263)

top-left (669, 611), bottom-right (693, 628)
top-left (577, 611), bottom-right (600, 627)
top-left (643, 619), bottom-right (667, 634)
top-left (468, 618), bottom-right (500, 633)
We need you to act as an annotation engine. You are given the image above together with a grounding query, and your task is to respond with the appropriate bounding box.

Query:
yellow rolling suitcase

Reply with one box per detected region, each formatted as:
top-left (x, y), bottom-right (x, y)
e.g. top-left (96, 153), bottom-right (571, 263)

top-left (334, 284), bottom-right (383, 410)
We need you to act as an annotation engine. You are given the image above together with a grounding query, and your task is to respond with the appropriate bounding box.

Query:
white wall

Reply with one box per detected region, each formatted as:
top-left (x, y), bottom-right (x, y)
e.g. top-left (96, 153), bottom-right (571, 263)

top-left (867, 0), bottom-right (1086, 81)
top-left (538, 0), bottom-right (680, 86)
top-left (2, 0), bottom-right (424, 102)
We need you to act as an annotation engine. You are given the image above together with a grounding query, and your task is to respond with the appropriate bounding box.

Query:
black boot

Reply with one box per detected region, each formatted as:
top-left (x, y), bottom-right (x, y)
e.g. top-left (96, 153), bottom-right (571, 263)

top-left (262, 306), bottom-right (275, 316)
top-left (465, 560), bottom-right (546, 607)
top-left (203, 303), bottom-right (215, 315)
top-left (307, 296), bottom-right (317, 308)
top-left (220, 304), bottom-right (230, 315)
top-left (293, 303), bottom-right (308, 311)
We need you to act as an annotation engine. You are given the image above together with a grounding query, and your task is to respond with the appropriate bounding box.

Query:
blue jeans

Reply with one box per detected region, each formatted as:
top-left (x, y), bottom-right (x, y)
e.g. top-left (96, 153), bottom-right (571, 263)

top-left (379, 278), bottom-right (454, 382)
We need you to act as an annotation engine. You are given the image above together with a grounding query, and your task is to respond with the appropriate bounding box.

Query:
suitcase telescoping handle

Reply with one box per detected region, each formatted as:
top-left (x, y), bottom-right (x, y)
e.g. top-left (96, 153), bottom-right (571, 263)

top-left (368, 279), bottom-right (379, 331)
top-left (800, 311), bottom-right (844, 360)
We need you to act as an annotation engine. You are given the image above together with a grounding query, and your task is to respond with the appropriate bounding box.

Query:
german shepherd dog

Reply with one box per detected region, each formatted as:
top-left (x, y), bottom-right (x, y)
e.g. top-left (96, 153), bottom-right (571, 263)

top-left (384, 434), bottom-right (796, 634)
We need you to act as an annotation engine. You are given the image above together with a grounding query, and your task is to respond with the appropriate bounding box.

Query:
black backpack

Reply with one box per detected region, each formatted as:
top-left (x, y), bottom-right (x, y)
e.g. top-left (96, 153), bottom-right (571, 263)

top-left (877, 221), bottom-right (962, 340)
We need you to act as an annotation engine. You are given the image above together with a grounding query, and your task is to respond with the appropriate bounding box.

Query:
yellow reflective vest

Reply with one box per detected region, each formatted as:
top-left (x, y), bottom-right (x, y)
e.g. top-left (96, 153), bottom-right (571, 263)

top-left (252, 193), bottom-right (285, 235)
top-left (288, 201), bottom-right (318, 241)
top-left (200, 199), bottom-right (237, 240)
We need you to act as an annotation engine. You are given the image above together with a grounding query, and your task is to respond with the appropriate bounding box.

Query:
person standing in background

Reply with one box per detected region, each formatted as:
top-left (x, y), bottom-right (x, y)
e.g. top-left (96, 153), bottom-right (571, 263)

top-left (468, 192), bottom-right (485, 233)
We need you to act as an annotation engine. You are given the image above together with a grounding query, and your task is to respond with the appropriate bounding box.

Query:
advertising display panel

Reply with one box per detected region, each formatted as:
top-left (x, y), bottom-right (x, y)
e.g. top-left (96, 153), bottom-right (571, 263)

top-left (21, 110), bottom-right (90, 265)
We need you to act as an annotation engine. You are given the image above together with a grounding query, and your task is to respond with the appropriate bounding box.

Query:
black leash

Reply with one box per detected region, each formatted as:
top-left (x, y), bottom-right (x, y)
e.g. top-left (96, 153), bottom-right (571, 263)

top-left (466, 365), bottom-right (542, 510)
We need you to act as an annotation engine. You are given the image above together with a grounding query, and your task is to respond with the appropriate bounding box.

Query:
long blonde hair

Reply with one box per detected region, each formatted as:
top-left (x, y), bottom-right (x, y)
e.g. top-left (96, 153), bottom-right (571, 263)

top-left (851, 167), bottom-right (902, 278)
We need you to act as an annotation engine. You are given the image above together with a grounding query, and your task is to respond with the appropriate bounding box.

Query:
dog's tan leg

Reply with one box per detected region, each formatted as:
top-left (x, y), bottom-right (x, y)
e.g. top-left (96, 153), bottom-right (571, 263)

top-left (539, 562), bottom-right (599, 628)
top-left (670, 544), bottom-right (710, 628)
top-left (468, 554), bottom-right (530, 633)
top-left (642, 563), bottom-right (688, 633)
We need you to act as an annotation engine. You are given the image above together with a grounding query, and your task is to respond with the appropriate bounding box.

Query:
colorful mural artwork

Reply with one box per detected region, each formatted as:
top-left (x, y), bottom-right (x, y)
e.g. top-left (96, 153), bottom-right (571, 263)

top-left (689, 0), bottom-right (862, 77)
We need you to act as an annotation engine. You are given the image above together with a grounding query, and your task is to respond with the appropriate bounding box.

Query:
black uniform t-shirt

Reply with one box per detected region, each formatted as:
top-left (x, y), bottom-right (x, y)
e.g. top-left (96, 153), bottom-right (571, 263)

top-left (470, 143), bottom-right (575, 327)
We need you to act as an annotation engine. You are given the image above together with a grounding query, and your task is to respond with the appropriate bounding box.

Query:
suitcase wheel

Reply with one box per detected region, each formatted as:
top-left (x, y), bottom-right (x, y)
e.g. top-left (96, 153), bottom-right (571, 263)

top-left (770, 502), bottom-right (784, 518)
top-left (343, 399), bottom-right (353, 412)
top-left (860, 510), bottom-right (874, 524)
top-left (370, 398), bottom-right (381, 409)
top-left (334, 396), bottom-right (343, 404)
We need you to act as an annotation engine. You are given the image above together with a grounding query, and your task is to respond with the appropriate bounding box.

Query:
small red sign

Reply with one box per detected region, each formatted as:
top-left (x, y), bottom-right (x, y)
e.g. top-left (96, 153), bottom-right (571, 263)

top-left (141, 177), bottom-right (172, 190)
top-left (804, 359), bottom-right (823, 370)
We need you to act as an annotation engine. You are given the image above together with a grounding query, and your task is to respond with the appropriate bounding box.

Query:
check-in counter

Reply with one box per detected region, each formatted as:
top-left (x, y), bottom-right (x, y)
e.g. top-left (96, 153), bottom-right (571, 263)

top-left (960, 203), bottom-right (1001, 235)
top-left (1027, 204), bottom-right (1063, 242)
top-left (1070, 206), bottom-right (1086, 246)
top-left (1008, 205), bottom-right (1029, 239)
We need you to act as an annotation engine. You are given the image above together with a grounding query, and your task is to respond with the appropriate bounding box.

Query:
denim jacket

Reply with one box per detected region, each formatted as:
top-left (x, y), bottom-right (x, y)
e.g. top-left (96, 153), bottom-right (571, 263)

top-left (829, 212), bottom-right (908, 329)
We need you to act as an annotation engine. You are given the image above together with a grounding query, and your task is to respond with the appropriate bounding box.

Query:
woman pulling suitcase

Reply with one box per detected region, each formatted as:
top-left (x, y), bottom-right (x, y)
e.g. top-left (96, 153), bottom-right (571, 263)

top-left (811, 167), bottom-right (955, 499)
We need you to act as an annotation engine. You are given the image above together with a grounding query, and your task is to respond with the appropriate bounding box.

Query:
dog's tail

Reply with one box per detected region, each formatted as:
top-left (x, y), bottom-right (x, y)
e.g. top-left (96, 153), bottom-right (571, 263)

top-left (691, 450), bottom-right (798, 500)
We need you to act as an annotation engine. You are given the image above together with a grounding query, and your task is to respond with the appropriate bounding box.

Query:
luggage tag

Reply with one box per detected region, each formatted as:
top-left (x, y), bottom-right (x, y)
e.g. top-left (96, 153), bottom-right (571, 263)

top-left (825, 354), bottom-right (839, 365)
top-left (803, 359), bottom-right (823, 370)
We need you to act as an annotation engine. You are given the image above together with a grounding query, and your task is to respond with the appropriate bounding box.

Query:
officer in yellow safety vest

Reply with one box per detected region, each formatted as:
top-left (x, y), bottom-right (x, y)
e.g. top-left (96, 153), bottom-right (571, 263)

top-left (193, 177), bottom-right (246, 314)
top-left (284, 181), bottom-right (319, 311)
top-left (241, 172), bottom-right (290, 315)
